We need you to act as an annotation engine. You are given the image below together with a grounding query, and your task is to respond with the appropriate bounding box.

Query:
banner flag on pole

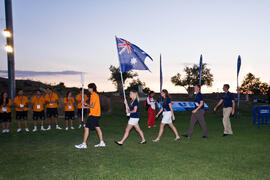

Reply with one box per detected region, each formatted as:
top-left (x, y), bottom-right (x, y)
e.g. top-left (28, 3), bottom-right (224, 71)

top-left (115, 36), bottom-right (153, 116)
top-left (115, 37), bottom-right (153, 73)
top-left (237, 55), bottom-right (241, 109)
top-left (160, 54), bottom-right (163, 101)
top-left (237, 55), bottom-right (241, 77)
top-left (199, 54), bottom-right (203, 86)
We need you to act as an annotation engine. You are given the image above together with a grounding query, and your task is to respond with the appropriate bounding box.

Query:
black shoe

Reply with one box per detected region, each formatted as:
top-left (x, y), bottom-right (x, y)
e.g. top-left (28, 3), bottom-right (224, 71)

top-left (182, 134), bottom-right (191, 138)
top-left (114, 141), bottom-right (123, 146)
top-left (140, 141), bottom-right (147, 144)
top-left (222, 134), bottom-right (229, 137)
top-left (202, 136), bottom-right (208, 138)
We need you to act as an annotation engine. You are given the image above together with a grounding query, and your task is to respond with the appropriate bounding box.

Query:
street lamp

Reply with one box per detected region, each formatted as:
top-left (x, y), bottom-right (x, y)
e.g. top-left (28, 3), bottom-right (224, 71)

top-left (2, 29), bottom-right (12, 38)
top-left (4, 44), bottom-right (13, 53)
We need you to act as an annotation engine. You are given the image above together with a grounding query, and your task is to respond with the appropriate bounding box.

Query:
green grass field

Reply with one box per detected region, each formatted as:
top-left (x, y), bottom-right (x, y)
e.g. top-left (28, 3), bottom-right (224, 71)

top-left (0, 100), bottom-right (270, 180)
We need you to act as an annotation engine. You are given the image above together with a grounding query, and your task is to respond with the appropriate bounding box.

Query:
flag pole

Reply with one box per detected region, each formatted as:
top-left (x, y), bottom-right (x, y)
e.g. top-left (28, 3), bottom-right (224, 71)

top-left (236, 55), bottom-right (241, 119)
top-left (160, 54), bottom-right (163, 102)
top-left (115, 36), bottom-right (129, 115)
top-left (81, 72), bottom-right (85, 122)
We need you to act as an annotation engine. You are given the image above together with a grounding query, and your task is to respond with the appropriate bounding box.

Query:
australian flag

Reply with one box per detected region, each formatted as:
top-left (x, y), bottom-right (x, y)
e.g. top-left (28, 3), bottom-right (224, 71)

top-left (116, 37), bottom-right (153, 72)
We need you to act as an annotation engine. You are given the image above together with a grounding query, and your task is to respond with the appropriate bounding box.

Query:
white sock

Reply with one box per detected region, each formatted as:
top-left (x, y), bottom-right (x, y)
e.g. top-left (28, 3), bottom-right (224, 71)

top-left (41, 126), bottom-right (44, 128)
top-left (34, 126), bottom-right (37, 129)
top-left (82, 142), bottom-right (86, 145)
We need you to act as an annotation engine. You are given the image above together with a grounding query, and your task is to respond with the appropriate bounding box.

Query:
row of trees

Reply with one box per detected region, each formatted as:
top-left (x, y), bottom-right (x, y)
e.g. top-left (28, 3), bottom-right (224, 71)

top-left (108, 65), bottom-right (269, 96)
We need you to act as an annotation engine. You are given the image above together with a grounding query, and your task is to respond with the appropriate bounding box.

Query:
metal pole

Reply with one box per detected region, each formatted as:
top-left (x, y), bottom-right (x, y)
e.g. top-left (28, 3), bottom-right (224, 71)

top-left (5, 0), bottom-right (16, 100)
top-left (115, 36), bottom-right (129, 115)
top-left (81, 72), bottom-right (84, 123)
top-left (237, 74), bottom-right (240, 119)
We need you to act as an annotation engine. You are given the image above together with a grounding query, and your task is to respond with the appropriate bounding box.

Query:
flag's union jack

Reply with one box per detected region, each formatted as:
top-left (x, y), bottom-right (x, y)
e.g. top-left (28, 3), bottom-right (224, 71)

top-left (115, 36), bottom-right (153, 72)
top-left (117, 38), bottom-right (132, 55)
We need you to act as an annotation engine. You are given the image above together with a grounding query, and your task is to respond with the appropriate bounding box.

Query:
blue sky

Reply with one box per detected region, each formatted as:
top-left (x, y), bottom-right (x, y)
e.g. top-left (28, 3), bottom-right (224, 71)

top-left (0, 0), bottom-right (269, 93)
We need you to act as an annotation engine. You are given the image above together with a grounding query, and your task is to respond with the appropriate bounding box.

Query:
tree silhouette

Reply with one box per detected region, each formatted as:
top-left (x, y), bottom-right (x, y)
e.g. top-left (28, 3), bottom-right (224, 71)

top-left (171, 63), bottom-right (213, 96)
top-left (240, 73), bottom-right (269, 95)
top-left (126, 79), bottom-right (150, 94)
top-left (108, 65), bottom-right (137, 94)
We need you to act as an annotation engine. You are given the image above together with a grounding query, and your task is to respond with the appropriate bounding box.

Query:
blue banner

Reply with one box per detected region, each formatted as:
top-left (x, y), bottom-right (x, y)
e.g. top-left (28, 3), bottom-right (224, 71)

top-left (237, 55), bottom-right (241, 77)
top-left (158, 101), bottom-right (209, 111)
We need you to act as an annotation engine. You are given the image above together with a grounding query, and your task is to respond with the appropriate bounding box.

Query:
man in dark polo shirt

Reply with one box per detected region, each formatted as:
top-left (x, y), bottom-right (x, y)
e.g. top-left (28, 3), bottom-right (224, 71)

top-left (214, 84), bottom-right (235, 136)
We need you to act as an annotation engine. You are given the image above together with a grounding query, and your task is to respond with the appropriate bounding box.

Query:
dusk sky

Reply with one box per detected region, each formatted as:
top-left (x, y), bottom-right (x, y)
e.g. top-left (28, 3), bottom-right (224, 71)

top-left (0, 0), bottom-right (269, 93)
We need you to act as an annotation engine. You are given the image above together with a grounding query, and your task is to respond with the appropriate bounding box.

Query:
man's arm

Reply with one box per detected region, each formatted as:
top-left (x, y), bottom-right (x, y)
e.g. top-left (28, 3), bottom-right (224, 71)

top-left (232, 100), bottom-right (235, 115)
top-left (192, 100), bottom-right (204, 114)
top-left (214, 99), bottom-right (223, 111)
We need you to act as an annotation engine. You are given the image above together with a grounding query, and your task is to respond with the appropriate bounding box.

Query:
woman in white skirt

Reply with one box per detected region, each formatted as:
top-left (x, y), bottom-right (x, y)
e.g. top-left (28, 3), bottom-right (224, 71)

top-left (153, 89), bottom-right (180, 142)
top-left (115, 90), bottom-right (146, 146)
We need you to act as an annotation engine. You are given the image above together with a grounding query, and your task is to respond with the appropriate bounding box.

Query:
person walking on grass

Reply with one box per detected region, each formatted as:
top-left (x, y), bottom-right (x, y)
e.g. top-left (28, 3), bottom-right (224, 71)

top-left (153, 89), bottom-right (180, 142)
top-left (115, 90), bottom-right (146, 146)
top-left (14, 89), bottom-right (29, 133)
top-left (44, 88), bottom-right (61, 130)
top-left (214, 84), bottom-right (235, 136)
top-left (147, 91), bottom-right (156, 128)
top-left (0, 92), bottom-right (12, 133)
top-left (76, 88), bottom-right (88, 128)
top-left (183, 85), bottom-right (208, 139)
top-left (64, 91), bottom-right (75, 131)
top-left (31, 90), bottom-right (46, 132)
top-left (75, 83), bottom-right (106, 149)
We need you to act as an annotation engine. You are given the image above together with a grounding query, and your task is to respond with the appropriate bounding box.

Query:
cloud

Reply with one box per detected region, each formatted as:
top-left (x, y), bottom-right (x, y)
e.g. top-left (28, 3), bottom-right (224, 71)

top-left (0, 70), bottom-right (82, 77)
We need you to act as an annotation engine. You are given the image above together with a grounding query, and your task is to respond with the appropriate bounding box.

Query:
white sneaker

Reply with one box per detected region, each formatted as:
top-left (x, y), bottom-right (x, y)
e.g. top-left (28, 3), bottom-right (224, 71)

top-left (17, 128), bottom-right (22, 133)
top-left (32, 128), bottom-right (37, 132)
top-left (41, 127), bottom-right (46, 131)
top-left (56, 125), bottom-right (62, 130)
top-left (47, 126), bottom-right (51, 131)
top-left (75, 143), bottom-right (87, 149)
top-left (2, 129), bottom-right (5, 133)
top-left (65, 127), bottom-right (68, 131)
top-left (25, 128), bottom-right (29, 132)
top-left (6, 129), bottom-right (9, 133)
top-left (70, 126), bottom-right (75, 130)
top-left (94, 141), bottom-right (106, 147)
top-left (78, 124), bottom-right (82, 129)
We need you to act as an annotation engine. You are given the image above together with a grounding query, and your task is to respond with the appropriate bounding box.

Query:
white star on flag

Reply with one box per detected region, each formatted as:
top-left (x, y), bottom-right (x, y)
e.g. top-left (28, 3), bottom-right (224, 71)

top-left (130, 58), bottom-right (137, 65)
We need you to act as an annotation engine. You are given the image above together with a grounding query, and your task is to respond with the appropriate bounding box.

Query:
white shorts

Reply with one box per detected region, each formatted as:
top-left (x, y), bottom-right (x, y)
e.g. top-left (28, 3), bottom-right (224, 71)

top-left (161, 111), bottom-right (172, 124)
top-left (128, 118), bottom-right (139, 126)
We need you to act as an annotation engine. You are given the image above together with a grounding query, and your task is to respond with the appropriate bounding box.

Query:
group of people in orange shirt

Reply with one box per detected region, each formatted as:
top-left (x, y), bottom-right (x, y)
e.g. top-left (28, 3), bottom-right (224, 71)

top-left (0, 87), bottom-right (88, 133)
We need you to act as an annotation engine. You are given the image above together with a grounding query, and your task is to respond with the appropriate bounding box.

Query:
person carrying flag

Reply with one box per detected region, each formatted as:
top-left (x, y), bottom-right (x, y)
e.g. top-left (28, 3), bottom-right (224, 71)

top-left (115, 90), bottom-right (146, 146)
top-left (31, 89), bottom-right (46, 132)
top-left (75, 83), bottom-right (106, 149)
top-left (14, 89), bottom-right (29, 133)
top-left (44, 88), bottom-right (61, 130)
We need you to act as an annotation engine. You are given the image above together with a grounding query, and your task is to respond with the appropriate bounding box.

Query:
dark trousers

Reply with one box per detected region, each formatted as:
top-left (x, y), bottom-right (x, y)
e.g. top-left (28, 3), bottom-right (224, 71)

top-left (187, 109), bottom-right (208, 137)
